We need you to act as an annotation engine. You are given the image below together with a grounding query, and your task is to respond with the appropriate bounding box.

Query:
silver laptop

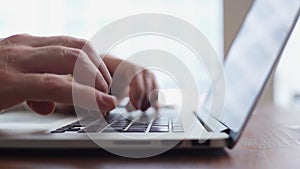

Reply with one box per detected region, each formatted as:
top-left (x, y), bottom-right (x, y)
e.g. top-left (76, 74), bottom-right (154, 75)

top-left (0, 0), bottom-right (299, 156)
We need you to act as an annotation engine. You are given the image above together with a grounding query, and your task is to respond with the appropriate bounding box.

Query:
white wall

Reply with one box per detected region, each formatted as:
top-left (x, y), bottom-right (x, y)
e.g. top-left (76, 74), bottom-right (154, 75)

top-left (223, 0), bottom-right (274, 105)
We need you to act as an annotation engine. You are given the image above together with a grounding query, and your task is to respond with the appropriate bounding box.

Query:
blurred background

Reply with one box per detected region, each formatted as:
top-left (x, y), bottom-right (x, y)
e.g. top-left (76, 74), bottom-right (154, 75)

top-left (0, 0), bottom-right (299, 110)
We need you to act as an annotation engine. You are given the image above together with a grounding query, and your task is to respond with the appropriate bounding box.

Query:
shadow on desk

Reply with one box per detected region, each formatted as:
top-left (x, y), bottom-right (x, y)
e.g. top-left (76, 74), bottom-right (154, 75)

top-left (0, 148), bottom-right (229, 158)
top-left (0, 148), bottom-right (230, 169)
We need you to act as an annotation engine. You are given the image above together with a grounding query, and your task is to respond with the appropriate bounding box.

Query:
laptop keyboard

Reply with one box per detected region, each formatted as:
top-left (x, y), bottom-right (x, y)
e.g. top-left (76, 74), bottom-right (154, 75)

top-left (51, 113), bottom-right (184, 133)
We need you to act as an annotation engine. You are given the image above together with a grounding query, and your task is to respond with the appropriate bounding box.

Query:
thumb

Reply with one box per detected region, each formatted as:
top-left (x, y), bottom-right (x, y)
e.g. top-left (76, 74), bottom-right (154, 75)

top-left (26, 101), bottom-right (56, 115)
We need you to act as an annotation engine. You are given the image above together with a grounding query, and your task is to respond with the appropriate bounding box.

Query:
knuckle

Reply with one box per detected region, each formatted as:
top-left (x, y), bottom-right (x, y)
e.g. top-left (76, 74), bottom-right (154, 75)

top-left (52, 45), bottom-right (66, 54)
top-left (75, 50), bottom-right (89, 63)
top-left (53, 47), bottom-right (86, 64)
top-left (55, 47), bottom-right (87, 71)
top-left (1, 46), bottom-right (15, 54)
top-left (143, 69), bottom-right (150, 74)
top-left (0, 38), bottom-right (10, 45)
top-left (1, 34), bottom-right (31, 45)
top-left (2, 45), bottom-right (27, 56)
top-left (51, 46), bottom-right (70, 59)
top-left (77, 39), bottom-right (96, 54)
top-left (142, 69), bottom-right (151, 77)
top-left (75, 38), bottom-right (89, 49)
top-left (57, 36), bottom-right (72, 46)
top-left (56, 36), bottom-right (87, 49)
top-left (67, 48), bottom-right (81, 62)
top-left (84, 40), bottom-right (94, 50)
top-left (40, 74), bottom-right (66, 91)
top-left (79, 38), bottom-right (88, 46)
top-left (7, 33), bottom-right (31, 42)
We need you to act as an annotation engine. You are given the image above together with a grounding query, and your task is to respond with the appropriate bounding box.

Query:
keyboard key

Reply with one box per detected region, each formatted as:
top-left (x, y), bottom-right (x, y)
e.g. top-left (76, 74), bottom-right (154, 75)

top-left (65, 128), bottom-right (81, 132)
top-left (129, 124), bottom-right (148, 128)
top-left (110, 126), bottom-right (125, 130)
top-left (152, 121), bottom-right (169, 126)
top-left (172, 122), bottom-right (182, 126)
top-left (69, 124), bottom-right (82, 128)
top-left (149, 126), bottom-right (169, 132)
top-left (102, 127), bottom-right (124, 133)
top-left (70, 121), bottom-right (81, 126)
top-left (126, 128), bottom-right (147, 132)
top-left (78, 130), bottom-right (86, 133)
top-left (172, 129), bottom-right (184, 133)
top-left (132, 121), bottom-right (148, 124)
top-left (50, 130), bottom-right (65, 133)
top-left (172, 126), bottom-right (184, 132)
top-left (52, 112), bottom-right (183, 134)
top-left (110, 124), bottom-right (128, 128)
top-left (81, 124), bottom-right (106, 133)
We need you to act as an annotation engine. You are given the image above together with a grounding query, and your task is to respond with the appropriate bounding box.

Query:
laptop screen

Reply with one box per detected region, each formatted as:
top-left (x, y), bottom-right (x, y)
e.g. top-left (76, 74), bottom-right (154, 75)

top-left (220, 0), bottom-right (300, 133)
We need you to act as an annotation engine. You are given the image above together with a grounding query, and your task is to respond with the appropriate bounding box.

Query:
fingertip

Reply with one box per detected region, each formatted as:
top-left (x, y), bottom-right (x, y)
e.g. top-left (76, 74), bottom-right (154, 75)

top-left (133, 99), bottom-right (142, 110)
top-left (108, 95), bottom-right (118, 110)
top-left (153, 101), bottom-right (160, 110)
top-left (111, 95), bottom-right (118, 107)
top-left (141, 99), bottom-right (151, 111)
top-left (98, 94), bottom-right (117, 112)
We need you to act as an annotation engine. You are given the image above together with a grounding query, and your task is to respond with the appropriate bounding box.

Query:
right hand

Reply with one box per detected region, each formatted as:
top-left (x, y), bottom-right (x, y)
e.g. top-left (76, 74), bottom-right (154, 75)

top-left (0, 34), bottom-right (117, 116)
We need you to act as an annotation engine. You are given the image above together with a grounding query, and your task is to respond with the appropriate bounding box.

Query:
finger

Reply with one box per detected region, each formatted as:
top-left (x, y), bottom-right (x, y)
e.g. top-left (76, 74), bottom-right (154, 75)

top-left (125, 101), bottom-right (136, 112)
top-left (25, 75), bottom-right (72, 116)
top-left (17, 45), bottom-right (109, 93)
top-left (17, 73), bottom-right (117, 114)
top-left (150, 74), bottom-right (160, 109)
top-left (26, 101), bottom-right (56, 116)
top-left (4, 34), bottom-right (112, 88)
top-left (55, 103), bottom-right (75, 114)
top-left (0, 72), bottom-right (24, 110)
top-left (140, 71), bottom-right (153, 111)
top-left (129, 73), bottom-right (145, 110)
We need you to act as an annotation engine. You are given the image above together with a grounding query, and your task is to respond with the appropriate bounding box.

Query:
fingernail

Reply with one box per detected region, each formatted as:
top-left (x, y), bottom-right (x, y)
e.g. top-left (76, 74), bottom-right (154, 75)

top-left (102, 95), bottom-right (117, 111)
top-left (153, 102), bottom-right (160, 110)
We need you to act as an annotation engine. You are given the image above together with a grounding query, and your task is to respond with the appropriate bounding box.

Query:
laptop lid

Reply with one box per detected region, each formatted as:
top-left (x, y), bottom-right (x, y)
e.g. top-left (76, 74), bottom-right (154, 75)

top-left (220, 0), bottom-right (300, 148)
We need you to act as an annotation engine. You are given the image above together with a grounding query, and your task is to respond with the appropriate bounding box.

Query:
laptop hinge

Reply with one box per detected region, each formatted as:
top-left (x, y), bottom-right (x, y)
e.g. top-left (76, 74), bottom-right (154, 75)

top-left (220, 128), bottom-right (231, 134)
top-left (194, 111), bottom-right (229, 133)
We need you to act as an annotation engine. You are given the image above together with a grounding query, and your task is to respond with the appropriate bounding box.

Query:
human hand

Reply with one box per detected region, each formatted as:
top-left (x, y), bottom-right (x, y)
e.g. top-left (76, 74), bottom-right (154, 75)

top-left (0, 34), bottom-right (117, 115)
top-left (103, 56), bottom-right (159, 111)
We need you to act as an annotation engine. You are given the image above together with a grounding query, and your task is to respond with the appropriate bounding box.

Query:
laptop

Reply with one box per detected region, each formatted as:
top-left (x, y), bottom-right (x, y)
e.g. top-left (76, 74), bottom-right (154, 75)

top-left (0, 0), bottom-right (299, 157)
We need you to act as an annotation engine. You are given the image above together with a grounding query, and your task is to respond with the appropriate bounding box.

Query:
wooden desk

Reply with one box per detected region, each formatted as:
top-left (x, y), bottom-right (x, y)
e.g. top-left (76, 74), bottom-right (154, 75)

top-left (1, 105), bottom-right (300, 169)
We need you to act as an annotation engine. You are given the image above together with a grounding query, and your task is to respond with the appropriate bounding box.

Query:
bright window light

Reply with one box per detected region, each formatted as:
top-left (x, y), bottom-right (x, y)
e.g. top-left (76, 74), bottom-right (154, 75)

top-left (275, 16), bottom-right (300, 108)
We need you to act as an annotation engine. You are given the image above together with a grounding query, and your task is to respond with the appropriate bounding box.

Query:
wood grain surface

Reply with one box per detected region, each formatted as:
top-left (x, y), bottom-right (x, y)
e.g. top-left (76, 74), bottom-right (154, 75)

top-left (1, 105), bottom-right (300, 169)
